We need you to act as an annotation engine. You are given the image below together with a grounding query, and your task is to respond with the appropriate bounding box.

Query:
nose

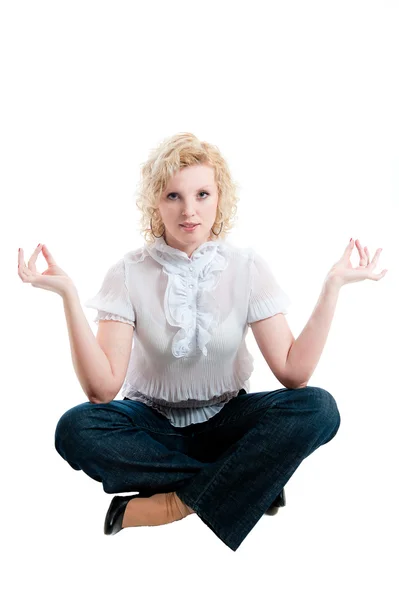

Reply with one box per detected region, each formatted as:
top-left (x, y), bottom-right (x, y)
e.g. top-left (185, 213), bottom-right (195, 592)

top-left (182, 205), bottom-right (196, 216)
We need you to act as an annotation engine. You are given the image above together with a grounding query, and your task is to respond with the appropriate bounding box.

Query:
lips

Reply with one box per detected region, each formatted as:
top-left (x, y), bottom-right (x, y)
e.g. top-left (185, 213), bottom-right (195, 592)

top-left (180, 224), bottom-right (199, 229)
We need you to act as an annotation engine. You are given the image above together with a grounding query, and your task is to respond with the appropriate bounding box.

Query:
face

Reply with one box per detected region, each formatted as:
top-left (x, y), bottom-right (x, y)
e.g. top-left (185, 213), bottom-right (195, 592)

top-left (157, 163), bottom-right (219, 258)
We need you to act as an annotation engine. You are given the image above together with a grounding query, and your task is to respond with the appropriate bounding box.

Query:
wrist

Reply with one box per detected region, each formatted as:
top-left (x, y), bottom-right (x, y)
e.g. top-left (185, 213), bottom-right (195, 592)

top-left (60, 283), bottom-right (78, 300)
top-left (324, 274), bottom-right (343, 292)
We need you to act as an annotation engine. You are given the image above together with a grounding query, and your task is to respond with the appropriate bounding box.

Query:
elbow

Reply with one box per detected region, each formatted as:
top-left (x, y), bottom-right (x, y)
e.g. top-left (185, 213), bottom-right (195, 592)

top-left (88, 387), bottom-right (118, 404)
top-left (89, 396), bottom-right (112, 404)
top-left (89, 397), bottom-right (102, 404)
top-left (281, 379), bottom-right (308, 390)
top-left (288, 382), bottom-right (308, 389)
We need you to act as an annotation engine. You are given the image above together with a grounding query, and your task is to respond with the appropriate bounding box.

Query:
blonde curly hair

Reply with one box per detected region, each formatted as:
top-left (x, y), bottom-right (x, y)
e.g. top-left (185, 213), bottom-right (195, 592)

top-left (135, 132), bottom-right (240, 245)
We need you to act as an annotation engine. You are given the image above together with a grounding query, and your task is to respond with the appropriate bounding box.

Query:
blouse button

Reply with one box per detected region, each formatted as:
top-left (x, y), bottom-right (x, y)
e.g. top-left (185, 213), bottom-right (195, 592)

top-left (189, 267), bottom-right (193, 271)
top-left (189, 284), bottom-right (193, 288)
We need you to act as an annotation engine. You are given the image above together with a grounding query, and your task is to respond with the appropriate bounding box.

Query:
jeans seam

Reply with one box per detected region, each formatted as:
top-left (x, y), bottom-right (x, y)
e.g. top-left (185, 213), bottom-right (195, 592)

top-left (190, 412), bottom-right (269, 506)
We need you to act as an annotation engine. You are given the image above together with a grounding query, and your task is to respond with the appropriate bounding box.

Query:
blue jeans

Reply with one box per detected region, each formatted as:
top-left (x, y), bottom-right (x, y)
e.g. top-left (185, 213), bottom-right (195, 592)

top-left (54, 385), bottom-right (341, 552)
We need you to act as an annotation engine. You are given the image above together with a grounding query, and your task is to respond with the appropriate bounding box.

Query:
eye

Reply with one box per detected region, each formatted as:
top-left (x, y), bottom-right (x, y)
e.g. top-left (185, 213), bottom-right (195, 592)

top-left (167, 191), bottom-right (209, 200)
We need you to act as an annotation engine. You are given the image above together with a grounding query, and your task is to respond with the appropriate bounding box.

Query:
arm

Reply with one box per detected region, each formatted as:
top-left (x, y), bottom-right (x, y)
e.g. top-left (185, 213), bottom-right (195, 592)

top-left (285, 277), bottom-right (341, 387)
top-left (62, 287), bottom-right (117, 403)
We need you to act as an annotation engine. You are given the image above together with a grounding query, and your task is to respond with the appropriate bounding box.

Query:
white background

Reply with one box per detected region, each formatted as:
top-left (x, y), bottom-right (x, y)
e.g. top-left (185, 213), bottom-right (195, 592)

top-left (4, 1), bottom-right (399, 598)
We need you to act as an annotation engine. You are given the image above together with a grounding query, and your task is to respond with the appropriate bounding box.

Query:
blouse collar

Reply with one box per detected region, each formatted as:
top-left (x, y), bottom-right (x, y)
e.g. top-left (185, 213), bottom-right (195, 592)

top-left (144, 235), bottom-right (223, 273)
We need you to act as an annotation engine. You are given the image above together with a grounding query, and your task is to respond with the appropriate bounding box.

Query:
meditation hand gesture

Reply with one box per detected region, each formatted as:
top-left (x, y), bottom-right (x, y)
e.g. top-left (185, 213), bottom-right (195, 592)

top-left (326, 239), bottom-right (388, 288)
top-left (18, 243), bottom-right (75, 297)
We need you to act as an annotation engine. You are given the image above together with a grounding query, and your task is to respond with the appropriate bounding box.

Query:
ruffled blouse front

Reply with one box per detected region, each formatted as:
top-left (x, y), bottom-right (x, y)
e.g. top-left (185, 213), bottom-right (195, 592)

top-left (144, 236), bottom-right (228, 359)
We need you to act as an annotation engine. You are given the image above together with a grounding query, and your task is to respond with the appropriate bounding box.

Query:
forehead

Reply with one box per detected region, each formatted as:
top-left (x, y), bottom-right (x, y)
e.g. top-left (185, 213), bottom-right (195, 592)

top-left (166, 164), bottom-right (215, 189)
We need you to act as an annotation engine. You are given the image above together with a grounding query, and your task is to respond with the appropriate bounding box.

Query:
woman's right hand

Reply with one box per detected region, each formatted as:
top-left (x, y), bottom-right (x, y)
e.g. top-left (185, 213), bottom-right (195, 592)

top-left (18, 243), bottom-right (76, 297)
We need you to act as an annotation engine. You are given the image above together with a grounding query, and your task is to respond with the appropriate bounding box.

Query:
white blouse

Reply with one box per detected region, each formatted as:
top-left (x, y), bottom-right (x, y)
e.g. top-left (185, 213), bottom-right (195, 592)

top-left (84, 236), bottom-right (291, 427)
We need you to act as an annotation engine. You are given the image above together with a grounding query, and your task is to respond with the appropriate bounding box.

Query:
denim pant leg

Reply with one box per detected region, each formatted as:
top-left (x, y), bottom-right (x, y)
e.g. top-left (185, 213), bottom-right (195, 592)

top-left (54, 398), bottom-right (213, 495)
top-left (176, 385), bottom-right (341, 552)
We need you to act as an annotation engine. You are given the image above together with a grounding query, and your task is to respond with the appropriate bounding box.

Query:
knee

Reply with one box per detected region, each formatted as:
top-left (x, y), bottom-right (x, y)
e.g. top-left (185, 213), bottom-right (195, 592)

top-left (54, 402), bottom-right (94, 457)
top-left (304, 386), bottom-right (341, 438)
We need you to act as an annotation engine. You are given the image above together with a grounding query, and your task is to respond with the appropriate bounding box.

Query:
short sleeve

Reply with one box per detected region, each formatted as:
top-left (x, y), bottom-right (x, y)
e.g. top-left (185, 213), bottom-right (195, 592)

top-left (84, 258), bottom-right (136, 328)
top-left (247, 250), bottom-right (291, 325)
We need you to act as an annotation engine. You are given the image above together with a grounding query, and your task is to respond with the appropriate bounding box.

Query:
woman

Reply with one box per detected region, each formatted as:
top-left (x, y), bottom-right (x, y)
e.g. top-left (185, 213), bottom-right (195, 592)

top-left (17, 132), bottom-right (387, 552)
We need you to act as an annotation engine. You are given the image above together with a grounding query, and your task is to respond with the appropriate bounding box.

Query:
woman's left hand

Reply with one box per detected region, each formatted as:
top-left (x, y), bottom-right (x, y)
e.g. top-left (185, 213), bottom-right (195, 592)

top-left (326, 239), bottom-right (388, 287)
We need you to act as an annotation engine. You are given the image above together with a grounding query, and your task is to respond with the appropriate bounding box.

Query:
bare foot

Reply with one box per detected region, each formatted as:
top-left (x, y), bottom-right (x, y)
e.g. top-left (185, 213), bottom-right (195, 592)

top-left (169, 492), bottom-right (196, 519)
top-left (122, 492), bottom-right (195, 529)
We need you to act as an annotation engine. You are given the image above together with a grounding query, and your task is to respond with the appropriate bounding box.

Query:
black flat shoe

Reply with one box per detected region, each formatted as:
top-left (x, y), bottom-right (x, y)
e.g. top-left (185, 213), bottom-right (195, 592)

top-left (104, 493), bottom-right (140, 535)
top-left (264, 487), bottom-right (286, 516)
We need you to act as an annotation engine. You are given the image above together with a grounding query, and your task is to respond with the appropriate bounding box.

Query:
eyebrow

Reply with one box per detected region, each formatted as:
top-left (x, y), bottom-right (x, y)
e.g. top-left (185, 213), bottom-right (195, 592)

top-left (166, 185), bottom-right (213, 193)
